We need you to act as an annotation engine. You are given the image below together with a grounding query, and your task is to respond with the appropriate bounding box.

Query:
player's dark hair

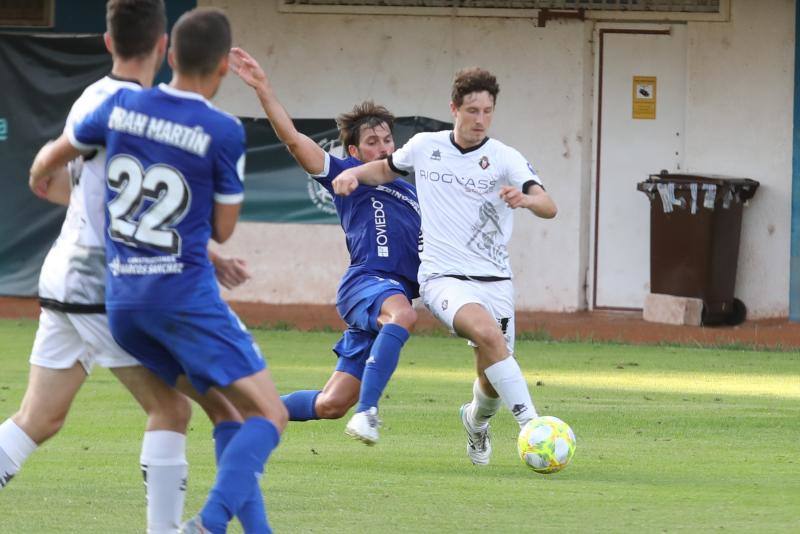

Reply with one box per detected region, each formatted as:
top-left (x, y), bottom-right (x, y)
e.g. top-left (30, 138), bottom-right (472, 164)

top-left (336, 101), bottom-right (395, 148)
top-left (171, 7), bottom-right (231, 76)
top-left (451, 67), bottom-right (500, 108)
top-left (106, 0), bottom-right (166, 60)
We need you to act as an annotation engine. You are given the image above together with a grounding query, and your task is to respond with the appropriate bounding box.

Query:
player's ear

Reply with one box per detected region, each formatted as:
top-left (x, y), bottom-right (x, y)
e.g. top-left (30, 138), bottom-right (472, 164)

top-left (156, 33), bottom-right (168, 56)
top-left (217, 54), bottom-right (229, 78)
top-left (103, 32), bottom-right (114, 55)
top-left (449, 101), bottom-right (458, 118)
top-left (167, 48), bottom-right (176, 70)
top-left (347, 145), bottom-right (359, 158)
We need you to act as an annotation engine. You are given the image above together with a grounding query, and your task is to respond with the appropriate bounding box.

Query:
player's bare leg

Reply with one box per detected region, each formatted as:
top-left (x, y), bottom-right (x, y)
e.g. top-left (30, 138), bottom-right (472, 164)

top-left (315, 371), bottom-right (360, 419)
top-left (453, 302), bottom-right (535, 425)
top-left (176, 376), bottom-right (242, 425)
top-left (217, 369), bottom-right (287, 430)
top-left (346, 293), bottom-right (416, 445)
top-left (377, 293), bottom-right (418, 331)
top-left (281, 369), bottom-right (360, 422)
top-left (113, 366), bottom-right (191, 431)
top-left (0, 363), bottom-right (86, 488)
top-left (453, 303), bottom-right (536, 465)
top-left (113, 366), bottom-right (192, 534)
top-left (11, 363), bottom-right (87, 444)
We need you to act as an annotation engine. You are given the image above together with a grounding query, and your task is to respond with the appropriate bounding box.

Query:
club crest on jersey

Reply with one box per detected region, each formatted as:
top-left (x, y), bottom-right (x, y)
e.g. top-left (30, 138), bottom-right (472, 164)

top-left (479, 156), bottom-right (490, 170)
top-left (430, 149), bottom-right (441, 161)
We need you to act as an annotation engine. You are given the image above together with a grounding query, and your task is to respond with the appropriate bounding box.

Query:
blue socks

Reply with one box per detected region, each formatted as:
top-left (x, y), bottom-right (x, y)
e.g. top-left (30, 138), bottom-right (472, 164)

top-left (203, 417), bottom-right (279, 534)
top-left (212, 422), bottom-right (268, 533)
top-left (280, 390), bottom-right (321, 421)
top-left (356, 323), bottom-right (409, 413)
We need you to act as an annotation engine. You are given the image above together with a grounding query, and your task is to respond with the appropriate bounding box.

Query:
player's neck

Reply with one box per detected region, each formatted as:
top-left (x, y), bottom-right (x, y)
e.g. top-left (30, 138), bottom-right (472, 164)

top-left (170, 74), bottom-right (218, 100)
top-left (111, 58), bottom-right (157, 89)
top-left (453, 131), bottom-right (487, 150)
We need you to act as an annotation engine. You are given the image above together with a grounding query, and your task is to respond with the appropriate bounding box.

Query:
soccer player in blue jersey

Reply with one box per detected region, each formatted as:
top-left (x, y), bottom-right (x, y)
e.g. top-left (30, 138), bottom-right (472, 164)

top-left (333, 68), bottom-right (558, 468)
top-left (230, 47), bottom-right (419, 445)
top-left (7, 2), bottom-right (230, 532)
top-left (30, 9), bottom-right (287, 534)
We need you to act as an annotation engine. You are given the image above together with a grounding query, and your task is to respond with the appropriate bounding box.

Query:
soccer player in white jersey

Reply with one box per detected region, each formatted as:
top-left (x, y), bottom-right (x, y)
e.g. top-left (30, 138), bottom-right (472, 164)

top-left (332, 67), bottom-right (557, 466)
top-left (1, 2), bottom-right (244, 532)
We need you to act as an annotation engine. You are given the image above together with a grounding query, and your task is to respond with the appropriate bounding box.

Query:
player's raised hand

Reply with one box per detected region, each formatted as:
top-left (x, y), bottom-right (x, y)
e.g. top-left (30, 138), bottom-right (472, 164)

top-left (499, 185), bottom-right (529, 209)
top-left (229, 47), bottom-right (267, 90)
top-left (332, 171), bottom-right (359, 196)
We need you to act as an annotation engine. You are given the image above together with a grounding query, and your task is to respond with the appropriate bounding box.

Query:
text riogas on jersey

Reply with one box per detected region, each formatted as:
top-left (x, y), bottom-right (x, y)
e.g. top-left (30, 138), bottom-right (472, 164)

top-left (417, 168), bottom-right (497, 194)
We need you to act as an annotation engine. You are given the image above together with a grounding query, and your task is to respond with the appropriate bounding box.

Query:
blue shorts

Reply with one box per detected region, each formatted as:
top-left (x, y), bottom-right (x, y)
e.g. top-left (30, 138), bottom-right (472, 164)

top-left (108, 300), bottom-right (265, 394)
top-left (332, 275), bottom-right (410, 379)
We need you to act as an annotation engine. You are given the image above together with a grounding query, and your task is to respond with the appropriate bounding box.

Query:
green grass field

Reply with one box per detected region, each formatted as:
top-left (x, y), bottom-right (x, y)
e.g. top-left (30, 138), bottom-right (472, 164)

top-left (0, 318), bottom-right (798, 533)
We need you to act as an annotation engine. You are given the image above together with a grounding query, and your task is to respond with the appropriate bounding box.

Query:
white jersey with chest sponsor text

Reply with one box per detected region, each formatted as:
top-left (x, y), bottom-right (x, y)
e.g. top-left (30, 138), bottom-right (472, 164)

top-left (38, 75), bottom-right (142, 308)
top-left (388, 130), bottom-right (543, 283)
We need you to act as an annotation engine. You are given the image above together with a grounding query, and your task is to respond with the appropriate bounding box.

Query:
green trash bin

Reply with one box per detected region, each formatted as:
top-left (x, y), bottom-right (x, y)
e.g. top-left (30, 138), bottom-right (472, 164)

top-left (637, 171), bottom-right (759, 325)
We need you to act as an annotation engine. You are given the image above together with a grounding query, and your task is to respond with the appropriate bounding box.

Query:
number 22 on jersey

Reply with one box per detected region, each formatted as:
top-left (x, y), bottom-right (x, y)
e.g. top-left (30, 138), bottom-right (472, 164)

top-left (106, 154), bottom-right (191, 255)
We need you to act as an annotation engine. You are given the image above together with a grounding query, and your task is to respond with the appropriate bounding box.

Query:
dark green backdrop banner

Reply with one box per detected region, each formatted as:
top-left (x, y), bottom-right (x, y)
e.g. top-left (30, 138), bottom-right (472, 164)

top-left (0, 33), bottom-right (112, 297)
top-left (240, 116), bottom-right (451, 224)
top-left (0, 34), bottom-right (451, 296)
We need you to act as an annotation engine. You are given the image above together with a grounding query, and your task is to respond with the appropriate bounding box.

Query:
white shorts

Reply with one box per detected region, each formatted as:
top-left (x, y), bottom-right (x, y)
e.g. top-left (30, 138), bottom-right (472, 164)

top-left (30, 308), bottom-right (140, 373)
top-left (420, 276), bottom-right (516, 355)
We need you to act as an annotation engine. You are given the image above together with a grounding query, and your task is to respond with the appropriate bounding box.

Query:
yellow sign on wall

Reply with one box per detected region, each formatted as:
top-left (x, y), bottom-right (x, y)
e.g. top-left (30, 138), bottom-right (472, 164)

top-left (632, 76), bottom-right (657, 120)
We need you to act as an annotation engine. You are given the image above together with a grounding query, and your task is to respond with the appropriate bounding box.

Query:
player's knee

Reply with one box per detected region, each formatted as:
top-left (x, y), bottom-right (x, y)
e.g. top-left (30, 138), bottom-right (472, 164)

top-left (200, 399), bottom-right (241, 426)
top-left (171, 396), bottom-right (193, 429)
top-left (147, 394), bottom-right (192, 432)
top-left (471, 323), bottom-right (506, 353)
top-left (389, 306), bottom-right (417, 331)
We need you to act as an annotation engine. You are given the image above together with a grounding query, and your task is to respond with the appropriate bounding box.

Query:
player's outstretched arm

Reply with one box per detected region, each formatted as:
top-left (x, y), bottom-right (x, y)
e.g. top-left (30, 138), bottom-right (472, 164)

top-left (499, 184), bottom-right (557, 219)
top-left (332, 159), bottom-right (394, 196)
top-left (29, 135), bottom-right (81, 201)
top-left (229, 47), bottom-right (325, 175)
top-left (209, 249), bottom-right (251, 289)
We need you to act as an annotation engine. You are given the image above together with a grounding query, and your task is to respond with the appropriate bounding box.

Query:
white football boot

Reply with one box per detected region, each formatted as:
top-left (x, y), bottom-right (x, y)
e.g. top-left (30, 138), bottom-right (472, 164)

top-left (345, 407), bottom-right (381, 445)
top-left (460, 403), bottom-right (492, 466)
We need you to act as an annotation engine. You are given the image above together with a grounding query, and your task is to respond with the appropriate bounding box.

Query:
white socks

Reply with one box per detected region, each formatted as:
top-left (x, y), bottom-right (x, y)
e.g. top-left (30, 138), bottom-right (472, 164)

top-left (0, 419), bottom-right (37, 489)
top-left (483, 357), bottom-right (538, 428)
top-left (468, 378), bottom-right (502, 429)
top-left (1, 423), bottom-right (188, 533)
top-left (140, 430), bottom-right (188, 534)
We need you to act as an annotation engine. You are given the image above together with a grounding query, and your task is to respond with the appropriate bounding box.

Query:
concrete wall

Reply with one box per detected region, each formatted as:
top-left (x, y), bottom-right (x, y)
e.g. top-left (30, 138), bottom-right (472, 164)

top-left (208, 0), bottom-right (591, 310)
top-left (206, 0), bottom-right (794, 318)
top-left (683, 0), bottom-right (794, 317)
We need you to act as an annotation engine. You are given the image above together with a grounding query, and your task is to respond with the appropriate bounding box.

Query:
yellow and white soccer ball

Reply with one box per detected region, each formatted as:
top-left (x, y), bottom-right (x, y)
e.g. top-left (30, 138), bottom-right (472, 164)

top-left (517, 416), bottom-right (576, 474)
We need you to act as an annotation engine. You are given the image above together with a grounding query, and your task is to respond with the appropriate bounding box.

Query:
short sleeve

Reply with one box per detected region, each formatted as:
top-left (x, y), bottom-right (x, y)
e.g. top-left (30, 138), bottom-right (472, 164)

top-left (67, 93), bottom-right (116, 152)
top-left (503, 145), bottom-right (543, 192)
top-left (214, 122), bottom-right (246, 205)
top-left (311, 153), bottom-right (360, 194)
top-left (388, 133), bottom-right (423, 176)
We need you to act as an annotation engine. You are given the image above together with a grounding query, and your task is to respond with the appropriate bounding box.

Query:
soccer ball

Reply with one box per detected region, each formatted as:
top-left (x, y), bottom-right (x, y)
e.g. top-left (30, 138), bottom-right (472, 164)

top-left (517, 416), bottom-right (576, 474)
